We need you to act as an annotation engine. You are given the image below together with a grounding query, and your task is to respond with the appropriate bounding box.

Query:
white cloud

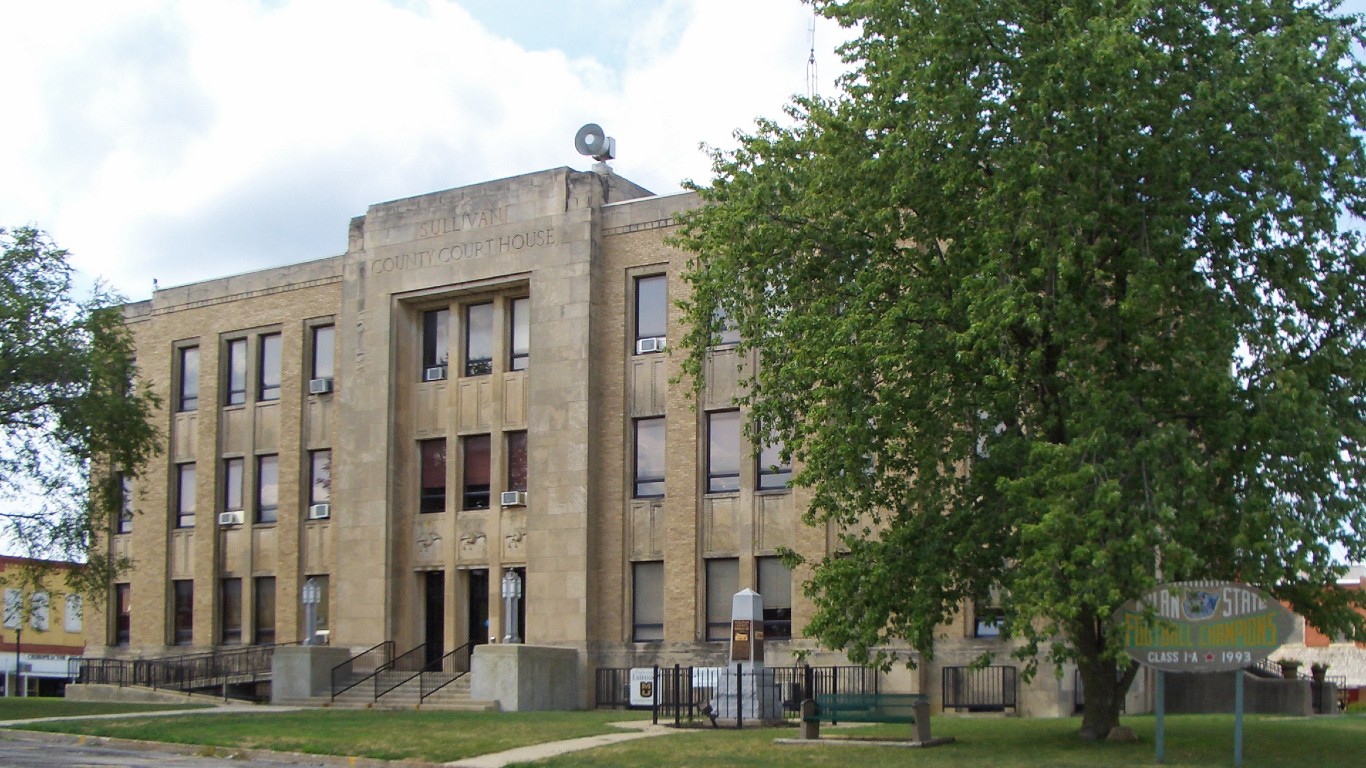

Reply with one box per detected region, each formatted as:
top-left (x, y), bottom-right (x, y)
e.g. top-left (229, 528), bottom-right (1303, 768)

top-left (0, 0), bottom-right (848, 298)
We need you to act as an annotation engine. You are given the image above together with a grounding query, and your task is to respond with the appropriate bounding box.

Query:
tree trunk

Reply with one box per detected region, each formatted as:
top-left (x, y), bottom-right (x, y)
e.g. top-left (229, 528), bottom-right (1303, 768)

top-left (1073, 615), bottom-right (1140, 740)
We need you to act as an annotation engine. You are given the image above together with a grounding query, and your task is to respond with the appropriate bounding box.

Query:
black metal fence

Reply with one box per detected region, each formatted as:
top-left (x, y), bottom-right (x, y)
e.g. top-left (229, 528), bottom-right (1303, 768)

top-left (420, 643), bottom-right (473, 702)
top-left (942, 665), bottom-right (1018, 712)
top-left (74, 644), bottom-right (289, 701)
top-left (595, 664), bottom-right (883, 727)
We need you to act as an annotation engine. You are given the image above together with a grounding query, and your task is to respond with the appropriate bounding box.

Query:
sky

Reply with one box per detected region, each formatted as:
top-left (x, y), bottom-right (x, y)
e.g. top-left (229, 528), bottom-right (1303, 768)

top-left (0, 0), bottom-right (851, 300)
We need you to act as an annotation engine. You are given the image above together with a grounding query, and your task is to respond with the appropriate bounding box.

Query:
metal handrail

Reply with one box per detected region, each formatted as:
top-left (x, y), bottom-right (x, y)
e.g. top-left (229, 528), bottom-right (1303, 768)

top-left (374, 643), bottom-right (428, 700)
top-left (330, 640), bottom-right (394, 700)
top-left (419, 643), bottom-right (473, 702)
top-left (74, 644), bottom-right (290, 699)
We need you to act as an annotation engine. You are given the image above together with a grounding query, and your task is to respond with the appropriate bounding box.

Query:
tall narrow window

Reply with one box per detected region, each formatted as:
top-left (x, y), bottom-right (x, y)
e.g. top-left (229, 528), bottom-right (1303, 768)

top-left (256, 455), bottom-right (279, 524)
top-left (29, 591), bottom-right (49, 631)
top-left (715, 308), bottom-right (741, 346)
top-left (506, 432), bottom-right (527, 493)
top-left (462, 434), bottom-right (491, 510)
top-left (509, 297), bottom-right (529, 371)
top-left (114, 583), bottom-right (131, 646)
top-left (259, 333), bottom-right (281, 401)
top-left (254, 577), bottom-right (276, 645)
top-left (757, 557), bottom-right (793, 639)
top-left (64, 594), bottom-right (83, 633)
top-left (634, 275), bottom-right (667, 354)
top-left (705, 558), bottom-right (738, 641)
top-left (220, 578), bottom-right (242, 645)
top-left (419, 439), bottom-right (446, 513)
top-left (175, 463), bottom-right (196, 528)
top-left (224, 458), bottom-right (244, 512)
top-left (633, 418), bottom-right (665, 497)
top-left (178, 346), bottom-right (199, 411)
top-left (311, 325), bottom-right (335, 380)
top-left (116, 474), bottom-right (134, 534)
top-left (226, 338), bottom-right (247, 405)
top-left (172, 580), bottom-right (193, 645)
top-left (309, 450), bottom-right (331, 504)
top-left (706, 410), bottom-right (741, 493)
top-left (632, 561), bottom-right (664, 641)
top-left (465, 302), bottom-right (493, 376)
top-left (758, 436), bottom-right (792, 491)
top-left (422, 308), bottom-right (449, 377)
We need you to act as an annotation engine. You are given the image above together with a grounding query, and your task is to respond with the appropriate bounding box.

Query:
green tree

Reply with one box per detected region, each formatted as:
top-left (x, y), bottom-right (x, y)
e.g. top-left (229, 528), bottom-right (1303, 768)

top-left (0, 226), bottom-right (159, 595)
top-left (676, 0), bottom-right (1366, 739)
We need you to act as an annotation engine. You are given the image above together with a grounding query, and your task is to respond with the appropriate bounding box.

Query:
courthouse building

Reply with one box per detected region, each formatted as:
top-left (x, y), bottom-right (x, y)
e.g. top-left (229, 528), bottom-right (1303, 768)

top-left (89, 164), bottom-right (1085, 715)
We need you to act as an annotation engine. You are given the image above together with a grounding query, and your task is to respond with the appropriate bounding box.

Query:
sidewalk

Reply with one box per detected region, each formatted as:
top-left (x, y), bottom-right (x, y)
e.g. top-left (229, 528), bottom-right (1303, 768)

top-left (444, 720), bottom-right (679, 768)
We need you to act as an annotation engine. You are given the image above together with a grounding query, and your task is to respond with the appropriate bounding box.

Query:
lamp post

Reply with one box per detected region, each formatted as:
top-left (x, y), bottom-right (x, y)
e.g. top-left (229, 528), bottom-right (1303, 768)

top-left (301, 578), bottom-right (321, 646)
top-left (500, 570), bottom-right (522, 644)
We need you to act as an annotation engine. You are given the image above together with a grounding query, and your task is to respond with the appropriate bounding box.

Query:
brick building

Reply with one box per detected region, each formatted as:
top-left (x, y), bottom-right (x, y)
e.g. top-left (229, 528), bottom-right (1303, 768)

top-left (2, 556), bottom-right (86, 696)
top-left (88, 165), bottom-right (1087, 714)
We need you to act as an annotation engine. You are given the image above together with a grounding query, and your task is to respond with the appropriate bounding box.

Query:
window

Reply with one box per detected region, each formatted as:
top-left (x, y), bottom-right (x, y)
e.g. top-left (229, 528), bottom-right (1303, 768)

top-left (311, 325), bottom-right (335, 380)
top-left (509, 297), bottom-right (529, 371)
top-left (634, 275), bottom-right (667, 353)
top-left (2, 589), bottom-right (18, 629)
top-left (64, 594), bottom-right (83, 633)
top-left (632, 561), bottom-right (664, 641)
top-left (29, 591), bottom-right (49, 631)
top-left (226, 338), bottom-right (247, 405)
top-left (114, 583), bottom-right (131, 646)
top-left (757, 557), bottom-right (793, 639)
top-left (223, 458), bottom-right (244, 512)
top-left (422, 308), bottom-right (449, 376)
top-left (633, 418), bottom-right (665, 497)
top-left (706, 410), bottom-right (741, 493)
top-left (256, 455), bottom-right (279, 524)
top-left (714, 307), bottom-right (741, 346)
top-left (254, 577), bottom-right (276, 645)
top-left (304, 575), bottom-right (329, 640)
top-left (465, 303), bottom-right (493, 376)
top-left (116, 474), bottom-right (134, 533)
top-left (419, 439), bottom-right (446, 513)
top-left (220, 578), bottom-right (242, 645)
top-left (706, 559), bottom-right (738, 641)
top-left (175, 463), bottom-right (196, 528)
top-left (172, 580), bottom-right (193, 645)
top-left (462, 434), bottom-right (491, 510)
top-left (506, 432), bottom-right (527, 493)
top-left (258, 333), bottom-right (282, 401)
top-left (309, 450), bottom-right (331, 504)
top-left (974, 597), bottom-right (1006, 639)
top-left (177, 346), bottom-right (199, 411)
top-left (758, 436), bottom-right (792, 491)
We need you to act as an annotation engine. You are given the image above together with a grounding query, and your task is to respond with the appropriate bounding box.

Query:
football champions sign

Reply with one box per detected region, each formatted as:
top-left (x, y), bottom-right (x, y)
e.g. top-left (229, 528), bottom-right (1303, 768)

top-left (1119, 581), bottom-right (1295, 672)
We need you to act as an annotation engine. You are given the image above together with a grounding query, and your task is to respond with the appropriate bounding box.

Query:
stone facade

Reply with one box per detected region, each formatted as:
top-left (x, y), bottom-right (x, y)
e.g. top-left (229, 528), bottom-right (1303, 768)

top-left (87, 166), bottom-right (1083, 715)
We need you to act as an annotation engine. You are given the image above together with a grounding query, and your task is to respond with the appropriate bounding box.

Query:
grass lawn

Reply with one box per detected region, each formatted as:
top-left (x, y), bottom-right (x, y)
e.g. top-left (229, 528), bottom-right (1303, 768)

top-left (519, 713), bottom-right (1366, 768)
top-left (0, 698), bottom-right (211, 720)
top-left (15, 709), bottom-right (651, 763)
top-left (12, 708), bottom-right (1366, 767)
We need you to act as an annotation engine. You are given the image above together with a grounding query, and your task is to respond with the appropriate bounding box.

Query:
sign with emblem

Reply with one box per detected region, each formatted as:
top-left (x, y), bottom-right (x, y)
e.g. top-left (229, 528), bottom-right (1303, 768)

top-left (1118, 581), bottom-right (1293, 673)
top-left (628, 667), bottom-right (655, 707)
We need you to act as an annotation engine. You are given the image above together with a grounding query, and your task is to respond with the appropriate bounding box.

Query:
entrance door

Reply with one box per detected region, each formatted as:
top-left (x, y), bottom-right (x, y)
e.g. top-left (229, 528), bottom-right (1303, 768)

top-left (467, 569), bottom-right (489, 646)
top-left (423, 571), bottom-right (444, 669)
top-left (511, 566), bottom-right (527, 642)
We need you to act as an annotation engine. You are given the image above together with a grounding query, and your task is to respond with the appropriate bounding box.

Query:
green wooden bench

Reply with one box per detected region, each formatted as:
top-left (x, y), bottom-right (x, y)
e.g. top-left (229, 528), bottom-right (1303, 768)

top-left (800, 693), bottom-right (936, 742)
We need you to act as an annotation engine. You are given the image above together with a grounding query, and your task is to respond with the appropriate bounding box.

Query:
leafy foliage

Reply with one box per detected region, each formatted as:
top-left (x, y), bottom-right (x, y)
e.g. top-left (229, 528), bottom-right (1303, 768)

top-left (675, 0), bottom-right (1366, 738)
top-left (0, 226), bottom-right (159, 595)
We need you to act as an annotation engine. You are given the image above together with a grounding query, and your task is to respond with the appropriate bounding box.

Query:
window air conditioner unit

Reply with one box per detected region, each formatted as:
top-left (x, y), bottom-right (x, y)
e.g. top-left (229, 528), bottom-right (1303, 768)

top-left (307, 503), bottom-right (331, 520)
top-left (423, 365), bottom-right (448, 382)
top-left (500, 491), bottom-right (527, 507)
top-left (218, 510), bottom-right (244, 526)
top-left (635, 337), bottom-right (666, 354)
top-left (308, 377), bottom-right (333, 395)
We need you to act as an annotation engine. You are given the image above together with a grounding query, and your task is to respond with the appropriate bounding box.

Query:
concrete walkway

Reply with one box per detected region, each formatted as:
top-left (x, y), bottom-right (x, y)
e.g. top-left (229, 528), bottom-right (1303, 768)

top-left (444, 720), bottom-right (680, 768)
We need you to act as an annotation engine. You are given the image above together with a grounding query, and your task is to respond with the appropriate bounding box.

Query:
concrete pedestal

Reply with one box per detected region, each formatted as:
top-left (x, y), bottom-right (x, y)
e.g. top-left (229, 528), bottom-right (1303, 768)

top-left (470, 644), bottom-right (581, 711)
top-left (271, 646), bottom-right (353, 703)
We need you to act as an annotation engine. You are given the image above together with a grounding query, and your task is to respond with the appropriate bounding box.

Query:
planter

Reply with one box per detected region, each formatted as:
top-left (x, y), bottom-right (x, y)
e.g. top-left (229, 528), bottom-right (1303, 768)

top-left (1280, 661), bottom-right (1301, 679)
